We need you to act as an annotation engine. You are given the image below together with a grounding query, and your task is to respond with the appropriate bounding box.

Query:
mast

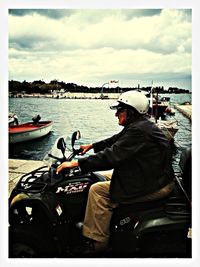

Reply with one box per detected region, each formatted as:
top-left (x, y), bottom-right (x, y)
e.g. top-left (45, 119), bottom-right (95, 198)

top-left (150, 81), bottom-right (154, 117)
top-left (150, 80), bottom-right (158, 123)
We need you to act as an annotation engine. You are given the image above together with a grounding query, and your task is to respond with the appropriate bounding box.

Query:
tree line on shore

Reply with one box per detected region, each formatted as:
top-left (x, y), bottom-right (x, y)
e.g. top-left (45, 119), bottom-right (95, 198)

top-left (9, 79), bottom-right (190, 95)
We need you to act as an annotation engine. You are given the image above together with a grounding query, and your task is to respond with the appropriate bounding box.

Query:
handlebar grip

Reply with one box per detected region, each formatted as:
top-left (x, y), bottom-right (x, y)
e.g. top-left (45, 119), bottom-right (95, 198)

top-left (73, 148), bottom-right (84, 155)
top-left (48, 153), bottom-right (62, 161)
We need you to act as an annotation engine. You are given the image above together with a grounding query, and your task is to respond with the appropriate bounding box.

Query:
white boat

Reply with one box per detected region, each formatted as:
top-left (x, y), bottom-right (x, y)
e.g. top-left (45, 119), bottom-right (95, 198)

top-left (147, 87), bottom-right (178, 140)
top-left (9, 116), bottom-right (53, 144)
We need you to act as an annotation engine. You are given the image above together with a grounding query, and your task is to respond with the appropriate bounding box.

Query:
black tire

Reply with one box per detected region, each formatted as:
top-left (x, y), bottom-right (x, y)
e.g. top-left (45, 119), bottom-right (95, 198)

top-left (10, 242), bottom-right (37, 258)
top-left (9, 224), bottom-right (55, 258)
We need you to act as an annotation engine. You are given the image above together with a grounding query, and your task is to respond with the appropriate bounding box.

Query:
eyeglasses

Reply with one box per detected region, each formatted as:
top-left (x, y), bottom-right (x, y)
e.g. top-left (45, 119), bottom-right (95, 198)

top-left (116, 107), bottom-right (126, 114)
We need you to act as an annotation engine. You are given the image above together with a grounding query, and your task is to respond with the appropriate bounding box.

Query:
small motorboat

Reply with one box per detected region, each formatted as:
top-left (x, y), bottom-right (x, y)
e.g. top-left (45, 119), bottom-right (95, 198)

top-left (146, 88), bottom-right (178, 140)
top-left (9, 115), bottom-right (53, 144)
top-left (148, 101), bottom-right (168, 118)
top-left (139, 90), bottom-right (171, 119)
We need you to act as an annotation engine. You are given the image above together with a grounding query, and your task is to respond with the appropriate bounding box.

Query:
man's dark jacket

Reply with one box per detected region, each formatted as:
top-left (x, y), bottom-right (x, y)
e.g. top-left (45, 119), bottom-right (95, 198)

top-left (78, 116), bottom-right (174, 203)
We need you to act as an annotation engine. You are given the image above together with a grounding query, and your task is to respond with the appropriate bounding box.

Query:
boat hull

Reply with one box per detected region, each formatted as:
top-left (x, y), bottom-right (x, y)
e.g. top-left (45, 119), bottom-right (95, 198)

top-left (148, 104), bottom-right (168, 118)
top-left (9, 121), bottom-right (53, 144)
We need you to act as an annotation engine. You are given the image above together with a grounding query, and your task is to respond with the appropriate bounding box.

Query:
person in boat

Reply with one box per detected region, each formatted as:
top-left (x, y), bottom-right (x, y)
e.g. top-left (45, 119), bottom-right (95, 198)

top-left (9, 113), bottom-right (19, 125)
top-left (56, 90), bottom-right (174, 253)
top-left (13, 114), bottom-right (19, 125)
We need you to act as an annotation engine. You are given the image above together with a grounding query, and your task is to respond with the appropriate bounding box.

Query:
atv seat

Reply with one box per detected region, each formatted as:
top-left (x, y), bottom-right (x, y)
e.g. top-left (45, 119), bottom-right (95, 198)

top-left (114, 195), bottom-right (170, 218)
top-left (113, 184), bottom-right (191, 225)
top-left (93, 172), bottom-right (108, 182)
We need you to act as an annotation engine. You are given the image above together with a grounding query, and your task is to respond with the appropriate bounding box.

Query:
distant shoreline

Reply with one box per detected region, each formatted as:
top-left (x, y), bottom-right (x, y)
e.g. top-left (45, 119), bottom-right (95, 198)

top-left (9, 92), bottom-right (120, 99)
top-left (9, 91), bottom-right (191, 100)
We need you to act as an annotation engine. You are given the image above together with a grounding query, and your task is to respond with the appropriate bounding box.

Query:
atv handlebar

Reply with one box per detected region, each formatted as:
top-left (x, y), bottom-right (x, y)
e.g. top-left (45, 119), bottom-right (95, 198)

top-left (48, 153), bottom-right (64, 161)
top-left (48, 132), bottom-right (84, 181)
top-left (48, 147), bottom-right (82, 163)
top-left (73, 148), bottom-right (83, 155)
top-left (67, 148), bottom-right (83, 162)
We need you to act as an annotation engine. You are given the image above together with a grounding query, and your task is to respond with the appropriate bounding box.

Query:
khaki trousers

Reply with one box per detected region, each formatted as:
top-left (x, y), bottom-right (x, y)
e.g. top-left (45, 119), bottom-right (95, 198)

top-left (82, 171), bottom-right (174, 243)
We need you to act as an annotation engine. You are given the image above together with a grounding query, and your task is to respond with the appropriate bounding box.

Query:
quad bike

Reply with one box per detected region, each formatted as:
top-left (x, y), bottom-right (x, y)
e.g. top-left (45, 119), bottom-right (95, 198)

top-left (9, 131), bottom-right (192, 258)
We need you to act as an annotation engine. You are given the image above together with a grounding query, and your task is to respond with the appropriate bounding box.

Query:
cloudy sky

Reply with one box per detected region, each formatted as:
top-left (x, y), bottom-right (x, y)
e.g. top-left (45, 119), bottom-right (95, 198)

top-left (9, 9), bottom-right (192, 90)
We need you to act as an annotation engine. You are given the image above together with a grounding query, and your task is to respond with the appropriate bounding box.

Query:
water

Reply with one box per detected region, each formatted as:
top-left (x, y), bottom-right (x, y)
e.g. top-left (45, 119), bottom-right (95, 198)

top-left (9, 93), bottom-right (192, 171)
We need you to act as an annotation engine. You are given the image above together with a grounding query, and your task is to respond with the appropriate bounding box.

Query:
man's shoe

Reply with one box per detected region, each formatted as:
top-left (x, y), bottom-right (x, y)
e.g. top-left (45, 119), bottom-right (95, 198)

top-left (93, 241), bottom-right (108, 253)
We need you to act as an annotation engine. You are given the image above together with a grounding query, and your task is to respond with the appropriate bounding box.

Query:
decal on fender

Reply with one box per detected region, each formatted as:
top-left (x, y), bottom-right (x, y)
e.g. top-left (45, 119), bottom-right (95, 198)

top-left (56, 181), bottom-right (89, 194)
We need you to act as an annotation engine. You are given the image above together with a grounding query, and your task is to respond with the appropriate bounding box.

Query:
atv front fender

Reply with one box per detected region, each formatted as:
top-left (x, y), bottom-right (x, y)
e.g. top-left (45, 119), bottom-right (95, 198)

top-left (9, 193), bottom-right (63, 225)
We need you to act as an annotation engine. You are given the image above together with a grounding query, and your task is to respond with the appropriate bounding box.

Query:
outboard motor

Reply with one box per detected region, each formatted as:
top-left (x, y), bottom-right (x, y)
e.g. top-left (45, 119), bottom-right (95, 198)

top-left (32, 114), bottom-right (41, 124)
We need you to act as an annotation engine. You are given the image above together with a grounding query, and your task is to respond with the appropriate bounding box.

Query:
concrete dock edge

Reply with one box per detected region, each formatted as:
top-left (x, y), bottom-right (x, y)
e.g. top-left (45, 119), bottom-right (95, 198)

top-left (9, 159), bottom-right (45, 195)
top-left (174, 104), bottom-right (192, 120)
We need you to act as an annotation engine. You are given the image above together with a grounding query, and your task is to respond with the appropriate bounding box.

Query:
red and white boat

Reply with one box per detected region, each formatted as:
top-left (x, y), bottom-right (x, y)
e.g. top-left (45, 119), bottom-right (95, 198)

top-left (9, 115), bottom-right (53, 144)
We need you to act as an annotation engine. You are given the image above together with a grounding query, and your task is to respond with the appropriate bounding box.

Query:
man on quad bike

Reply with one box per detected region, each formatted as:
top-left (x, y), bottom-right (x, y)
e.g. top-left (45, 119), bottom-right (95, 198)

top-left (57, 90), bottom-right (174, 254)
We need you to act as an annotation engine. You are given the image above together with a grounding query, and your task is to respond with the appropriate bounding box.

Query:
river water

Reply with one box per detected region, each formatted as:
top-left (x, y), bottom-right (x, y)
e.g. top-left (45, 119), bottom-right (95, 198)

top-left (9, 93), bottom-right (192, 171)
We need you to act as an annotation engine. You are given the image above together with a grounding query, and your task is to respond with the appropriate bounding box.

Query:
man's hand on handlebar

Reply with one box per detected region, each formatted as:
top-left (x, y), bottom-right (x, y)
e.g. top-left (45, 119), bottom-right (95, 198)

top-left (80, 144), bottom-right (93, 155)
top-left (56, 144), bottom-right (93, 174)
top-left (56, 161), bottom-right (78, 174)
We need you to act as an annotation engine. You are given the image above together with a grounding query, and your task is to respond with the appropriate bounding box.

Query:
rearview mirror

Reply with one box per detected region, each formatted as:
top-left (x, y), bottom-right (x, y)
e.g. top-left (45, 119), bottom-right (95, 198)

top-left (57, 137), bottom-right (66, 156)
top-left (71, 130), bottom-right (81, 150)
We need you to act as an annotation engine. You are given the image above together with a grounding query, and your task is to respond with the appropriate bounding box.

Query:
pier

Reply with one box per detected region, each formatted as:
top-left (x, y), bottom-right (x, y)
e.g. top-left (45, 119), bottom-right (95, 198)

top-left (174, 104), bottom-right (192, 120)
top-left (8, 159), bottom-right (45, 195)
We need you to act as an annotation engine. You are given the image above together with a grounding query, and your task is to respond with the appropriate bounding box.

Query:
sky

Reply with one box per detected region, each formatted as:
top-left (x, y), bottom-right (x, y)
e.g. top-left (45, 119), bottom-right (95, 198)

top-left (9, 9), bottom-right (192, 90)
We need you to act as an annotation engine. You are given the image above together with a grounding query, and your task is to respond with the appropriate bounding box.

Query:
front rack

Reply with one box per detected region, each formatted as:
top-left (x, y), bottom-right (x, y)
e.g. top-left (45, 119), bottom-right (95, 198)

top-left (15, 166), bottom-right (49, 193)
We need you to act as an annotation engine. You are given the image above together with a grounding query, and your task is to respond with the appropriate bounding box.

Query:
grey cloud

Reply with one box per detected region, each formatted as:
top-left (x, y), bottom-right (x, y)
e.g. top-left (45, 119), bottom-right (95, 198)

top-left (9, 9), bottom-right (190, 23)
top-left (10, 38), bottom-right (33, 50)
top-left (73, 9), bottom-right (162, 23)
top-left (181, 9), bottom-right (192, 21)
top-left (123, 9), bottom-right (162, 20)
top-left (9, 9), bottom-right (162, 21)
top-left (9, 9), bottom-right (75, 19)
top-left (9, 35), bottom-right (54, 51)
top-left (9, 36), bottom-right (190, 56)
